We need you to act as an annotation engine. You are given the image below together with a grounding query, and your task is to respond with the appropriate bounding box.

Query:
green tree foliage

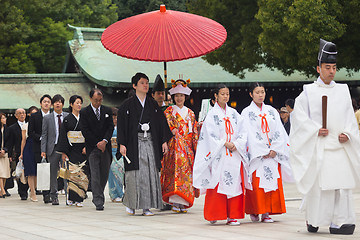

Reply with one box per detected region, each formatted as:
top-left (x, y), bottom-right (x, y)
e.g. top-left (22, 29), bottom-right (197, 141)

top-left (0, 0), bottom-right (188, 73)
top-left (0, 0), bottom-right (118, 73)
top-left (188, 0), bottom-right (360, 77)
top-left (114, 0), bottom-right (187, 20)
top-left (0, 2), bottom-right (35, 73)
top-left (187, 0), bottom-right (262, 78)
top-left (256, 0), bottom-right (345, 76)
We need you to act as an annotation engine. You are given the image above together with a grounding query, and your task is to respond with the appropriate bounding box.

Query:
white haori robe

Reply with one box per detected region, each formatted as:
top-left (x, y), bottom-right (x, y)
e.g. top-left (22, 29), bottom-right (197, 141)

top-left (290, 78), bottom-right (360, 195)
top-left (193, 103), bottom-right (249, 198)
top-left (241, 101), bottom-right (293, 193)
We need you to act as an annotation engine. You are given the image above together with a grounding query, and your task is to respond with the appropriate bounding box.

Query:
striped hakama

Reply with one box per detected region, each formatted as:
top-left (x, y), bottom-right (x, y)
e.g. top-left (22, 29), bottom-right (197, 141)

top-left (123, 133), bottom-right (163, 209)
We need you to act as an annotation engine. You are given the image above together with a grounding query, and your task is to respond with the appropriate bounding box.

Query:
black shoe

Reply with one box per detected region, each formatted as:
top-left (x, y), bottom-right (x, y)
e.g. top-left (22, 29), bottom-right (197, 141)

top-left (36, 190), bottom-right (42, 195)
top-left (96, 206), bottom-right (104, 211)
top-left (20, 196), bottom-right (27, 200)
top-left (160, 203), bottom-right (172, 211)
top-left (329, 224), bottom-right (355, 235)
top-left (5, 190), bottom-right (11, 197)
top-left (43, 194), bottom-right (51, 204)
top-left (307, 224), bottom-right (319, 233)
top-left (52, 198), bottom-right (59, 205)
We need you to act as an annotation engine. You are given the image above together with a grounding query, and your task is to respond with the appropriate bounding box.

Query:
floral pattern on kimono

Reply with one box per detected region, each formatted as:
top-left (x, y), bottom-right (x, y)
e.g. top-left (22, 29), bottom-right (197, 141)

top-left (193, 103), bottom-right (250, 198)
top-left (160, 106), bottom-right (199, 208)
top-left (241, 101), bottom-right (293, 192)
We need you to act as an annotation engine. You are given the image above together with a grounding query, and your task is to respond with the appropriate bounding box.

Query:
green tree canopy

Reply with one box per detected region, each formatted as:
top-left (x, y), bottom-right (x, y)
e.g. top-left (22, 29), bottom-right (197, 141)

top-left (114, 0), bottom-right (187, 20)
top-left (0, 0), bottom-right (188, 73)
top-left (0, 0), bottom-right (118, 73)
top-left (188, 0), bottom-right (262, 78)
top-left (188, 0), bottom-right (360, 77)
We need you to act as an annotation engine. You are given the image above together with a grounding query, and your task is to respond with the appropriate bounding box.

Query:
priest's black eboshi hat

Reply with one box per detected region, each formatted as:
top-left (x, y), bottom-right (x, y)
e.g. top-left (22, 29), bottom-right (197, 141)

top-left (152, 74), bottom-right (165, 92)
top-left (318, 38), bottom-right (337, 64)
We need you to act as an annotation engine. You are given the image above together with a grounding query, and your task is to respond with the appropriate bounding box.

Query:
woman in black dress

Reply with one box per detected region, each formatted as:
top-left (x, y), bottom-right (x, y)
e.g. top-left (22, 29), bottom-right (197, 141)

top-left (20, 106), bottom-right (39, 201)
top-left (58, 95), bottom-right (88, 207)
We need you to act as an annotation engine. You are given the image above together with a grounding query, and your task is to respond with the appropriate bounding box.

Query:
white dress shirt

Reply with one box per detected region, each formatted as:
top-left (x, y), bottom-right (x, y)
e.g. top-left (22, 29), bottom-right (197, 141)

top-left (54, 112), bottom-right (64, 144)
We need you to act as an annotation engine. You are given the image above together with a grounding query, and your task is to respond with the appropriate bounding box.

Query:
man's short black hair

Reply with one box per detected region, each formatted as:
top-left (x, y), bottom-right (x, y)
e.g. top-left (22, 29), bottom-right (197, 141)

top-left (52, 94), bottom-right (65, 105)
top-left (40, 94), bottom-right (52, 104)
top-left (131, 72), bottom-right (149, 86)
top-left (89, 88), bottom-right (103, 98)
top-left (285, 99), bottom-right (295, 109)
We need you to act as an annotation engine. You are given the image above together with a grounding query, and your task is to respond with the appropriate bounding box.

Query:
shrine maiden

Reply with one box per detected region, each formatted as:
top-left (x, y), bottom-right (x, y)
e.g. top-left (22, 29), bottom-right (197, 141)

top-left (241, 82), bottom-right (292, 223)
top-left (193, 84), bottom-right (248, 226)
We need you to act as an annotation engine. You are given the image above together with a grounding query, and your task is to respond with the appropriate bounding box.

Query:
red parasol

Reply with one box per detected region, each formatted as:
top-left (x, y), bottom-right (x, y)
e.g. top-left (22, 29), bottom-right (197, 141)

top-left (101, 5), bottom-right (227, 88)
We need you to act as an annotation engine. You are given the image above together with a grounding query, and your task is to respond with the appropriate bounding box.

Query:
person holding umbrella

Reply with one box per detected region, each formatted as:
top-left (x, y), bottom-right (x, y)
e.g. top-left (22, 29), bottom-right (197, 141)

top-left (117, 72), bottom-right (172, 216)
top-left (151, 74), bottom-right (168, 112)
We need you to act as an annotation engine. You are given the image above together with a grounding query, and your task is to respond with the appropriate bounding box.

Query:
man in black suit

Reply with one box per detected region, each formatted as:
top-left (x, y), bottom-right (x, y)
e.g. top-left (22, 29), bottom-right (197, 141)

top-left (28, 94), bottom-right (52, 203)
top-left (6, 108), bottom-right (29, 200)
top-left (80, 88), bottom-right (114, 210)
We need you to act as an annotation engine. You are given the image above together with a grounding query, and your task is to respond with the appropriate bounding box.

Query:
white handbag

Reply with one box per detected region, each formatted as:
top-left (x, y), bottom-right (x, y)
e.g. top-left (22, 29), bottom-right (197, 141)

top-left (37, 158), bottom-right (50, 190)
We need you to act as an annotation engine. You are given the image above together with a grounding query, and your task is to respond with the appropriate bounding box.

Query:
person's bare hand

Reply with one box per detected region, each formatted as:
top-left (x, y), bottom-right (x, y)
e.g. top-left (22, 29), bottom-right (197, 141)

top-left (162, 142), bottom-right (168, 155)
top-left (224, 142), bottom-right (236, 152)
top-left (120, 144), bottom-right (127, 156)
top-left (0, 150), bottom-right (6, 157)
top-left (97, 140), bottom-right (106, 152)
top-left (318, 128), bottom-right (329, 137)
top-left (263, 150), bottom-right (276, 159)
top-left (339, 133), bottom-right (349, 143)
top-left (62, 153), bottom-right (69, 163)
top-left (171, 129), bottom-right (178, 136)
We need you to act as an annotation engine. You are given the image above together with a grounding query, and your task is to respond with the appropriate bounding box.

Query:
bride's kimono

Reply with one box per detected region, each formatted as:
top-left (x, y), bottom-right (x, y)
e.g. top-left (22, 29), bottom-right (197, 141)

top-left (241, 101), bottom-right (292, 215)
top-left (161, 105), bottom-right (198, 208)
top-left (193, 103), bottom-right (249, 221)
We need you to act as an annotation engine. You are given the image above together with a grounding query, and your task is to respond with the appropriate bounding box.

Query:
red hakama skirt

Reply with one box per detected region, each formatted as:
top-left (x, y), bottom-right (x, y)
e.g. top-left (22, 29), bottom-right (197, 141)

top-left (245, 164), bottom-right (286, 215)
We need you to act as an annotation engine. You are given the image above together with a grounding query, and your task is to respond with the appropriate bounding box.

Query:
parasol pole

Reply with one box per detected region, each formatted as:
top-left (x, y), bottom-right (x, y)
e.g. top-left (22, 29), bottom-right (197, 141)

top-left (164, 61), bottom-right (168, 101)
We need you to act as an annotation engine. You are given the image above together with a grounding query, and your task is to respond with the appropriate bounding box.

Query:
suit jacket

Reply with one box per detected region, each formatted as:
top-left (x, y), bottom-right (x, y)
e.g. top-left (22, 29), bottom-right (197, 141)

top-left (5, 122), bottom-right (22, 159)
top-left (28, 111), bottom-right (44, 153)
top-left (41, 112), bottom-right (69, 155)
top-left (80, 104), bottom-right (114, 159)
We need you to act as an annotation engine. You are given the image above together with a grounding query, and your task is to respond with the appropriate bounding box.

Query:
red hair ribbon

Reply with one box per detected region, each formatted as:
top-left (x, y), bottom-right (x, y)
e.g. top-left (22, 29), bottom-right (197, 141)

top-left (259, 114), bottom-right (271, 146)
top-left (224, 117), bottom-right (234, 156)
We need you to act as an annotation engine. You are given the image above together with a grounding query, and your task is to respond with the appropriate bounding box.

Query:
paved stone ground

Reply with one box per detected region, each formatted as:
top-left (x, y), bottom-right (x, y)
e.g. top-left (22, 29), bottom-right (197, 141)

top-left (0, 183), bottom-right (359, 239)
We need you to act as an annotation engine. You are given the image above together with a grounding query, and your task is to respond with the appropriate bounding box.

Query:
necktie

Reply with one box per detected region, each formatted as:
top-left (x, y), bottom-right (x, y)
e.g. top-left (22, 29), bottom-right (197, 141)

top-left (57, 114), bottom-right (62, 132)
top-left (96, 108), bottom-right (100, 121)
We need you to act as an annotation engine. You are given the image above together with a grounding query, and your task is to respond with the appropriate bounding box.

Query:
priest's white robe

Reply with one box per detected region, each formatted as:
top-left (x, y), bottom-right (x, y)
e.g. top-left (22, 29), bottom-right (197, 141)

top-left (241, 101), bottom-right (293, 192)
top-left (290, 78), bottom-right (360, 227)
top-left (193, 103), bottom-right (249, 198)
